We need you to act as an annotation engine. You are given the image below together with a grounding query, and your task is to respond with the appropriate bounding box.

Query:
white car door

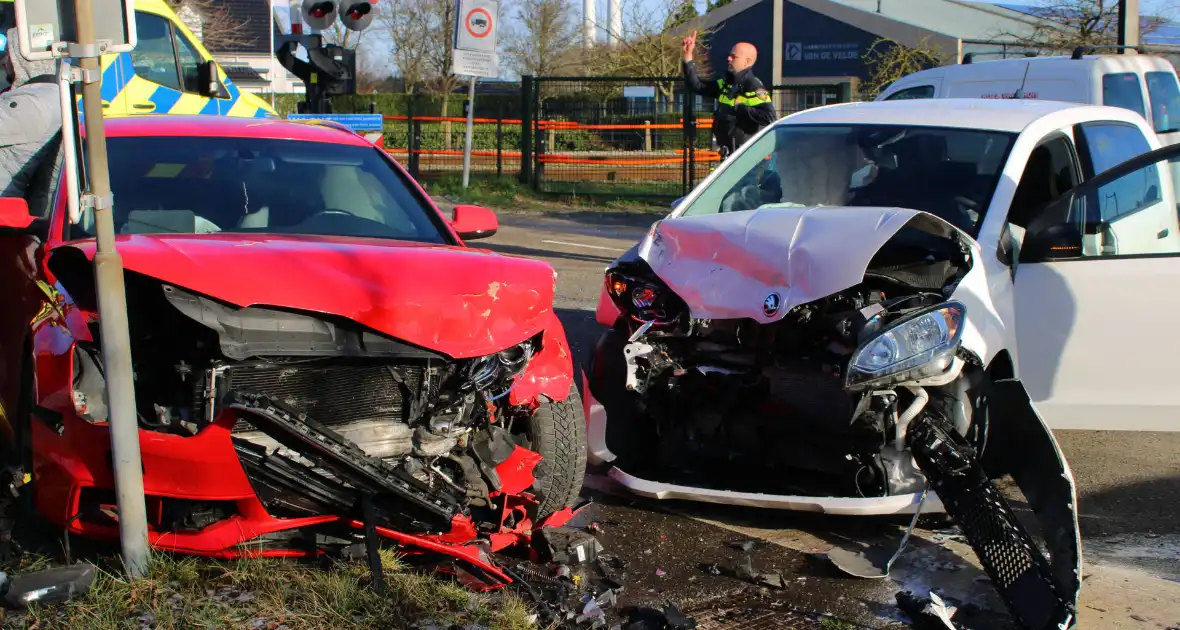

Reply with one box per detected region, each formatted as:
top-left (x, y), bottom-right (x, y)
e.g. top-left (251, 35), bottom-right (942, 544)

top-left (1012, 137), bottom-right (1180, 431)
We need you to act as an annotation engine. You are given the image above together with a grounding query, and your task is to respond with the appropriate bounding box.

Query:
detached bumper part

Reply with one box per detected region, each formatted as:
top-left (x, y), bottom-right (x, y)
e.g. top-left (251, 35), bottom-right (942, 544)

top-left (229, 391), bottom-right (461, 533)
top-left (908, 414), bottom-right (1076, 630)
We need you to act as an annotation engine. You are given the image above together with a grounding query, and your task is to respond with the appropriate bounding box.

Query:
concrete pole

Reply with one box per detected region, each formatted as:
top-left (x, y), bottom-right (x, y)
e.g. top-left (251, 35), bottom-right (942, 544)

top-left (74, 0), bottom-right (150, 578)
top-left (461, 76), bottom-right (476, 189)
top-left (583, 0), bottom-right (596, 47)
top-left (608, 0), bottom-right (622, 44)
top-left (1118, 0), bottom-right (1139, 51)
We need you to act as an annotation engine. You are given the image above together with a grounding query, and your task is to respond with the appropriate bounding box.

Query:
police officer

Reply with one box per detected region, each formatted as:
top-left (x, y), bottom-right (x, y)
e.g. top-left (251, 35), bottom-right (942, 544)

top-left (682, 31), bottom-right (777, 160)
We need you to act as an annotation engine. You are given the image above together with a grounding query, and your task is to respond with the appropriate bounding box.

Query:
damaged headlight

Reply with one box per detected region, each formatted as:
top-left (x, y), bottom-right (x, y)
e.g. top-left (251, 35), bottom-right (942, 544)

top-left (845, 301), bottom-right (965, 390)
top-left (606, 270), bottom-right (683, 325)
top-left (466, 337), bottom-right (538, 392)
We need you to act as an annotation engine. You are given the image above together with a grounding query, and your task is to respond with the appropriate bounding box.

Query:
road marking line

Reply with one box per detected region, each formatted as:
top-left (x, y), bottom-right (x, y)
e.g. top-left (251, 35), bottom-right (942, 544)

top-left (542, 239), bottom-right (626, 252)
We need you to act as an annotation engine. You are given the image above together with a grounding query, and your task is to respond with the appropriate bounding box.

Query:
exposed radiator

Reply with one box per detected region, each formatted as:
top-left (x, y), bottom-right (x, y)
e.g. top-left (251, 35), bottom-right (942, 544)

top-left (224, 362), bottom-right (424, 432)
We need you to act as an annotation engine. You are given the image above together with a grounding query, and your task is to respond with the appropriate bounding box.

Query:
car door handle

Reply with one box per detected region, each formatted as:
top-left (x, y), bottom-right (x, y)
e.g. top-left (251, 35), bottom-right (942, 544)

top-left (1159, 229), bottom-right (1170, 239)
top-left (132, 102), bottom-right (156, 112)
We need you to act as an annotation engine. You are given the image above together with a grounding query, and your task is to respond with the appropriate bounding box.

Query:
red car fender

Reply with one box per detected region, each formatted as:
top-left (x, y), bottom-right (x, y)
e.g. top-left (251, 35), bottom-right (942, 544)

top-left (508, 312), bottom-right (573, 405)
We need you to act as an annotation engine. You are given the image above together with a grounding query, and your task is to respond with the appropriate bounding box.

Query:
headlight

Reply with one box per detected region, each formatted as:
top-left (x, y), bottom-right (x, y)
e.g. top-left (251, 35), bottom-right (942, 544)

top-left (466, 337), bottom-right (538, 392)
top-left (606, 270), bottom-right (681, 324)
top-left (845, 301), bottom-right (965, 390)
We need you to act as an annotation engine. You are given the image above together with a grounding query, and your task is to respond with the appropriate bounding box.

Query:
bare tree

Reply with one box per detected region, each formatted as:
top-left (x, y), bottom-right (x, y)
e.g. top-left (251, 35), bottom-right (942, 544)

top-left (378, 0), bottom-right (430, 92)
top-left (990, 0), bottom-right (1174, 54)
top-left (168, 0), bottom-right (256, 52)
top-left (579, 0), bottom-right (714, 101)
top-left (501, 0), bottom-right (581, 76)
top-left (860, 37), bottom-right (952, 98)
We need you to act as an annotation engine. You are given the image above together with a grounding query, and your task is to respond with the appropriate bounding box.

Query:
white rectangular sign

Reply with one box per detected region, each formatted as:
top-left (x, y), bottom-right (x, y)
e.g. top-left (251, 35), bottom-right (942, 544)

top-left (453, 0), bottom-right (498, 53)
top-left (623, 85), bottom-right (656, 98)
top-left (14, 0), bottom-right (138, 61)
top-left (453, 48), bottom-right (498, 77)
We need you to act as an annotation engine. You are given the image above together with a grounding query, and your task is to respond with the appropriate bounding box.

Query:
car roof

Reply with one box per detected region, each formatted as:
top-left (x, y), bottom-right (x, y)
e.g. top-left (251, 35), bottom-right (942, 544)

top-left (102, 115), bottom-right (373, 146)
top-left (777, 98), bottom-right (1124, 133)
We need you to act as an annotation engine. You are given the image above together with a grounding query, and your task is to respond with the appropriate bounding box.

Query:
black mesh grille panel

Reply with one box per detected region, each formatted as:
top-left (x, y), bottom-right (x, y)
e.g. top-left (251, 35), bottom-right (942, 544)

top-left (909, 417), bottom-right (1075, 629)
top-left (226, 363), bottom-right (423, 432)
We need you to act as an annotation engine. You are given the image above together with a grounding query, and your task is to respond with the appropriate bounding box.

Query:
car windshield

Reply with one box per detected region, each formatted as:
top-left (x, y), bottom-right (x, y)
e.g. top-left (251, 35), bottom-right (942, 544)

top-left (678, 124), bottom-right (1018, 236)
top-left (69, 136), bottom-right (450, 244)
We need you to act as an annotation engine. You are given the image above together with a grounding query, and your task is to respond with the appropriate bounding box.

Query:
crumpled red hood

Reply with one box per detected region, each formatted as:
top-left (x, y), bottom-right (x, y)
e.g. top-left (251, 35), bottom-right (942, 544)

top-left (64, 234), bottom-right (557, 358)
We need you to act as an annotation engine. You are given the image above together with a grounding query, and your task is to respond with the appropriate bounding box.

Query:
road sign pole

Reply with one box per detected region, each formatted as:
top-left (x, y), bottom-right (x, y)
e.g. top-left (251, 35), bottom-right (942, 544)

top-left (461, 76), bottom-right (476, 189)
top-left (73, 0), bottom-right (151, 578)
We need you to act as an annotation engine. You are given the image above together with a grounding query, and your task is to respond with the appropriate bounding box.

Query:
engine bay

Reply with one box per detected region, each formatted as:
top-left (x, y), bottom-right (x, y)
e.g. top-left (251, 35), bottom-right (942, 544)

top-left (597, 222), bottom-right (975, 498)
top-left (66, 269), bottom-right (546, 537)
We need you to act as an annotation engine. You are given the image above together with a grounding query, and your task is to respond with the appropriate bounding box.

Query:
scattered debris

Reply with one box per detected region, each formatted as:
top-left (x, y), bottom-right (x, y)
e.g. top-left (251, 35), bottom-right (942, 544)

top-left (534, 527), bottom-right (606, 566)
top-left (896, 591), bottom-right (962, 630)
top-left (0, 563), bottom-right (96, 609)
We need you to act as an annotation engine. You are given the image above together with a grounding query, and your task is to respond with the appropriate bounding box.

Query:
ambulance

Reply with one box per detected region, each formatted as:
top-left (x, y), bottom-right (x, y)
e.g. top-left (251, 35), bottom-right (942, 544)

top-left (0, 0), bottom-right (277, 118)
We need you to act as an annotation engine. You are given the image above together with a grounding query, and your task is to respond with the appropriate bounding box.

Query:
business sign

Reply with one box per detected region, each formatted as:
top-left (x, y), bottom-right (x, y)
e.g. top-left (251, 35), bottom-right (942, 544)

top-left (454, 0), bottom-right (498, 54)
top-left (785, 42), bottom-right (860, 62)
top-left (287, 113), bottom-right (385, 132)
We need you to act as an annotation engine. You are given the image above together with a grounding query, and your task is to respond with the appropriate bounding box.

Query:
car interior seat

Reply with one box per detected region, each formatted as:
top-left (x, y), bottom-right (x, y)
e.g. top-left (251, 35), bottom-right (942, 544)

top-left (319, 165), bottom-right (387, 224)
top-left (1008, 145), bottom-right (1060, 228)
top-left (24, 131), bottom-right (64, 223)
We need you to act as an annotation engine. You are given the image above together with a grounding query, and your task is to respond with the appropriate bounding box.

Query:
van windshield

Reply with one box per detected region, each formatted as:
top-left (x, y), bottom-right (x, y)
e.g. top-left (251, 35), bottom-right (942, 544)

top-left (677, 124), bottom-right (1017, 237)
top-left (1146, 72), bottom-right (1180, 134)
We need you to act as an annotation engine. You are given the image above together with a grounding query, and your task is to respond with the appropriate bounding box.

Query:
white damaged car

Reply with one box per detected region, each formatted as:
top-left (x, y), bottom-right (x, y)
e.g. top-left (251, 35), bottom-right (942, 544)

top-left (584, 98), bottom-right (1180, 628)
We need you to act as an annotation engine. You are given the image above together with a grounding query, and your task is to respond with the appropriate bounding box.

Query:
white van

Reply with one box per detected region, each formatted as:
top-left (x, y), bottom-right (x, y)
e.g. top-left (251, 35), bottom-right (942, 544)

top-left (875, 50), bottom-right (1180, 150)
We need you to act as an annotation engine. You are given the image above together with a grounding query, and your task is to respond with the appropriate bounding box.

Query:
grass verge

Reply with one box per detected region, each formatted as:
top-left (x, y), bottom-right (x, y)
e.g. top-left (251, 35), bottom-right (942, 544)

top-left (422, 173), bottom-right (669, 217)
top-left (3, 550), bottom-right (538, 630)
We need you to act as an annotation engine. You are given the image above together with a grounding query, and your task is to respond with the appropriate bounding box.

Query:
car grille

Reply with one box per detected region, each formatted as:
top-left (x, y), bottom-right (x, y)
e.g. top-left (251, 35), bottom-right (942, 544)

top-left (225, 362), bottom-right (424, 432)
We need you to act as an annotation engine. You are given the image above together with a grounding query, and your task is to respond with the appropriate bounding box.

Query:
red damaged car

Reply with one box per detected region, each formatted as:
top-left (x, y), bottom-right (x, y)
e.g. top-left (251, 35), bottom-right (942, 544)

top-left (0, 116), bottom-right (587, 581)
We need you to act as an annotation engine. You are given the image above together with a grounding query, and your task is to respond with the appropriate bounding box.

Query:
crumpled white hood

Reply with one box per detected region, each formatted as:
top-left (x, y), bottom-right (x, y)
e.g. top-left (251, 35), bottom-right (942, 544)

top-left (637, 205), bottom-right (949, 322)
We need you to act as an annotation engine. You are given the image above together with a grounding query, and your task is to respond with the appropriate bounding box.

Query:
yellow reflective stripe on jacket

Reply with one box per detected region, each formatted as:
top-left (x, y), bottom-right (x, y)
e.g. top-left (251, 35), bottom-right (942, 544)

top-left (736, 92), bottom-right (772, 106)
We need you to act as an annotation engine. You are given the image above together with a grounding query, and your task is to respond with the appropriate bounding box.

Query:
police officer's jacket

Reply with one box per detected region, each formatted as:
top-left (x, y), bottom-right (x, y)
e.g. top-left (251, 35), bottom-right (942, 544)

top-left (683, 60), bottom-right (777, 153)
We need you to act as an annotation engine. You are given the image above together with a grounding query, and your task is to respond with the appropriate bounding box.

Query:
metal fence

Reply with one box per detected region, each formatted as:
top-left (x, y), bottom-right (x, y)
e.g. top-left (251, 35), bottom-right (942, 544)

top-left (520, 76), bottom-right (854, 199)
top-left (284, 76), bottom-right (855, 199)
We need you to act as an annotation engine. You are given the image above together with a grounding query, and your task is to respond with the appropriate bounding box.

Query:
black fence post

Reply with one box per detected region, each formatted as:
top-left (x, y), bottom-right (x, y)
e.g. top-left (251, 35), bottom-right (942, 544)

top-left (520, 75), bottom-right (533, 185)
top-left (408, 91), bottom-right (421, 179)
top-left (532, 78), bottom-right (543, 192)
top-left (682, 78), bottom-right (697, 196)
top-left (496, 100), bottom-right (504, 178)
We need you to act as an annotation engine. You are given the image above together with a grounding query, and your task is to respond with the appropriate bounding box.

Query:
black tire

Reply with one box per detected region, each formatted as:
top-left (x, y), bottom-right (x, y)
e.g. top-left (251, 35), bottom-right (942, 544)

top-left (526, 383), bottom-right (588, 519)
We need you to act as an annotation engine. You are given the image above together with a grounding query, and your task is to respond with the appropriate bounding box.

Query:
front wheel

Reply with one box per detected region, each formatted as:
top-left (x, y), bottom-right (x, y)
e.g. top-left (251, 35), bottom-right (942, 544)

top-left (525, 384), bottom-right (588, 519)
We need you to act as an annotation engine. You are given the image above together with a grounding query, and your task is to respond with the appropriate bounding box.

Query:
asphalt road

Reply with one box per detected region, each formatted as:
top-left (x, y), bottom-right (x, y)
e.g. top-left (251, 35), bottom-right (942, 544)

top-left (465, 206), bottom-right (1180, 628)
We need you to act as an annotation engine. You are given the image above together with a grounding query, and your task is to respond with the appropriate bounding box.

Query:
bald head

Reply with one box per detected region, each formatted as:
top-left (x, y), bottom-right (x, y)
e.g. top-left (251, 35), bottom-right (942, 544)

top-left (728, 42), bottom-right (757, 73)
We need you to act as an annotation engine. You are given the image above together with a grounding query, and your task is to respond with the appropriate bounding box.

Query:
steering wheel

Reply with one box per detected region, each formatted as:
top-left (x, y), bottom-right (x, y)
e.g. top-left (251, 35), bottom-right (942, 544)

top-left (306, 208), bottom-right (353, 219)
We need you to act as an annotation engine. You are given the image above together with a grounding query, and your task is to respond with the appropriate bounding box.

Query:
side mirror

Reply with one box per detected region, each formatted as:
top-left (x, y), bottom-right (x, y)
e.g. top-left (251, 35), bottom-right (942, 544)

top-left (451, 204), bottom-right (498, 240)
top-left (1022, 222), bottom-right (1083, 262)
top-left (198, 60), bottom-right (228, 99)
top-left (0, 197), bottom-right (34, 230)
top-left (671, 197), bottom-right (684, 209)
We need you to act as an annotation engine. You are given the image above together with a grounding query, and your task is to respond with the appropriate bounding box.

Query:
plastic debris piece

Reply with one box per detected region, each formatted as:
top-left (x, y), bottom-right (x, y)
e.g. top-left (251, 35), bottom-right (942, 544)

top-left (655, 569), bottom-right (666, 577)
top-left (2, 563), bottom-right (96, 609)
top-left (533, 527), bottom-right (604, 565)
